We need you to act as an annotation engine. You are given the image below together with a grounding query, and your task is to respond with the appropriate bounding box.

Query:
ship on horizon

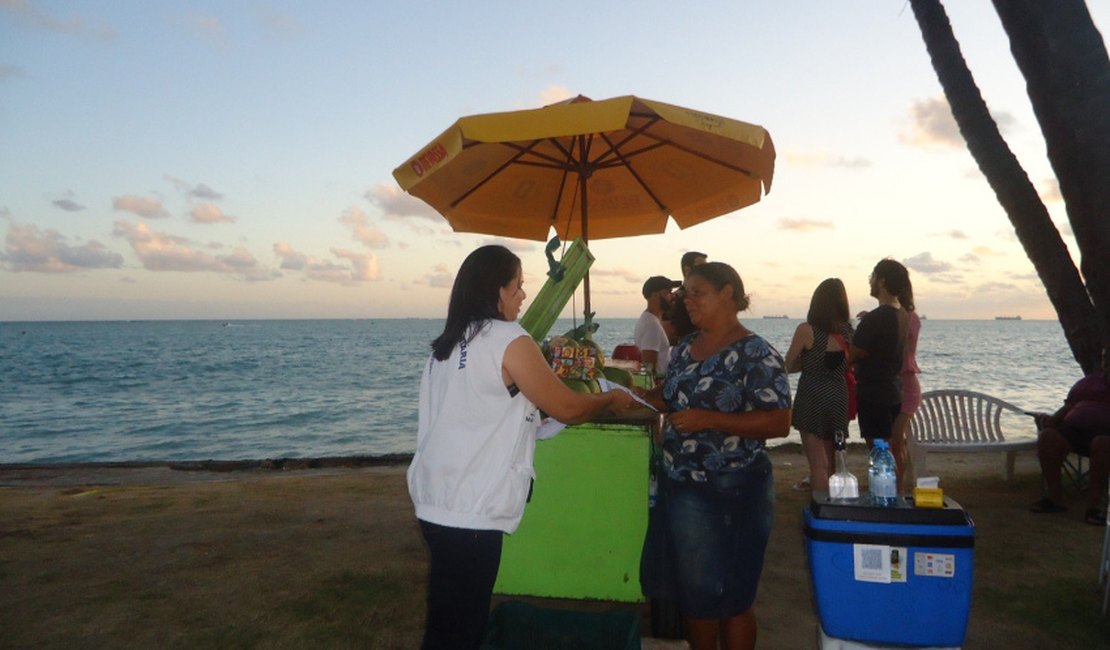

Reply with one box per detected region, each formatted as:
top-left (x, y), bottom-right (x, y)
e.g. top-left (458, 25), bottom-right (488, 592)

top-left (994, 315), bottom-right (1022, 321)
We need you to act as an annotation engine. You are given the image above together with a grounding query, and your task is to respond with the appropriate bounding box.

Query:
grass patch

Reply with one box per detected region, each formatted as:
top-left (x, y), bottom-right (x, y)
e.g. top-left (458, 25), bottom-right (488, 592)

top-left (977, 576), bottom-right (1110, 646)
top-left (168, 625), bottom-right (268, 649)
top-left (281, 571), bottom-right (419, 647)
top-left (343, 484), bottom-right (397, 496)
top-left (126, 498), bottom-right (174, 514)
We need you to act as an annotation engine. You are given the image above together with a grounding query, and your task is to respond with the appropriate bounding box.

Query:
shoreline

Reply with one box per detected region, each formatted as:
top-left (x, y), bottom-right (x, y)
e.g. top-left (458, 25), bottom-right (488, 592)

top-left (0, 452), bottom-right (415, 473)
top-left (0, 443), bottom-right (819, 476)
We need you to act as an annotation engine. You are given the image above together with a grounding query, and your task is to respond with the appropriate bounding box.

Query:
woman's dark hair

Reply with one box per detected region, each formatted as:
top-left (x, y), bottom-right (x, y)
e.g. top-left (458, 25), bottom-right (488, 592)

top-left (807, 278), bottom-right (850, 333)
top-left (687, 261), bottom-right (750, 312)
top-left (680, 250), bottom-right (707, 274)
top-left (431, 245), bottom-right (522, 361)
top-left (873, 258), bottom-right (914, 312)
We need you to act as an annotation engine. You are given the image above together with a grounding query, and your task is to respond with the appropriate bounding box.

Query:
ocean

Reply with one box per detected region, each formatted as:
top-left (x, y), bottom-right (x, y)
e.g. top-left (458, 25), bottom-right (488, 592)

top-left (0, 318), bottom-right (1080, 465)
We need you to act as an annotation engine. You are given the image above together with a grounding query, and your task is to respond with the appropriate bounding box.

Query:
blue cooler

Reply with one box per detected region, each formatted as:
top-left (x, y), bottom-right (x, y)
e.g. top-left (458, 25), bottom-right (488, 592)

top-left (804, 495), bottom-right (974, 648)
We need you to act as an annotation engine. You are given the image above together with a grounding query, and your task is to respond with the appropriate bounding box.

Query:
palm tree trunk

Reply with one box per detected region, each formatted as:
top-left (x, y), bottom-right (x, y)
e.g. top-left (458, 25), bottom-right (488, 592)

top-left (990, 0), bottom-right (1110, 365)
top-left (909, 0), bottom-right (1101, 372)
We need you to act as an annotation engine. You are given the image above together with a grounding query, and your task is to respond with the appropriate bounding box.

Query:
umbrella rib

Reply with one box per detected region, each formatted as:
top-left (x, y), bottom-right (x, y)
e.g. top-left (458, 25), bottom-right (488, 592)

top-left (589, 117), bottom-right (659, 167)
top-left (449, 142), bottom-right (546, 209)
top-left (592, 141), bottom-right (666, 169)
top-left (598, 131), bottom-right (668, 212)
top-left (500, 140), bottom-right (579, 171)
top-left (638, 133), bottom-right (759, 177)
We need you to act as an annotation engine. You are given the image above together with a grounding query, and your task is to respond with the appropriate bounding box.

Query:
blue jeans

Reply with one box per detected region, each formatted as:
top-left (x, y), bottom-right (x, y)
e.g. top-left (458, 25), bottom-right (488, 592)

top-left (665, 455), bottom-right (774, 619)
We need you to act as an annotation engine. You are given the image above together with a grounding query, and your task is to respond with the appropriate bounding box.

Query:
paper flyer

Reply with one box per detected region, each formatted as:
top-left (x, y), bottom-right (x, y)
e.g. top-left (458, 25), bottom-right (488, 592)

top-left (536, 378), bottom-right (657, 441)
top-left (595, 377), bottom-right (658, 411)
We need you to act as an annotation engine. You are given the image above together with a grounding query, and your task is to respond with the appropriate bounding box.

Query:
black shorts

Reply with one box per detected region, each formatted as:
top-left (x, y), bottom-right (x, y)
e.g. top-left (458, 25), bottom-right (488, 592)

top-left (1060, 425), bottom-right (1104, 456)
top-left (857, 400), bottom-right (901, 440)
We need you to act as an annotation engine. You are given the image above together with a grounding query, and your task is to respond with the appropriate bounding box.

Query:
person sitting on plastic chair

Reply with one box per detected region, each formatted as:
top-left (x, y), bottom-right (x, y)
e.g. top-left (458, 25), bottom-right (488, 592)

top-left (1031, 345), bottom-right (1110, 525)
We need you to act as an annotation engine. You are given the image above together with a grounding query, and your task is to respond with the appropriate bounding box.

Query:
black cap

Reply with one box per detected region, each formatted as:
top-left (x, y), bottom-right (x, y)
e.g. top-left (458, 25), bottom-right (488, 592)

top-left (642, 275), bottom-right (682, 298)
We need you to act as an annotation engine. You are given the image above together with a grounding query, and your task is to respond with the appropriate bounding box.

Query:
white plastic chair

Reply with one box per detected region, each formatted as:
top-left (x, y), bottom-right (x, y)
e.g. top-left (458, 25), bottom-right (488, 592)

top-left (909, 390), bottom-right (1036, 481)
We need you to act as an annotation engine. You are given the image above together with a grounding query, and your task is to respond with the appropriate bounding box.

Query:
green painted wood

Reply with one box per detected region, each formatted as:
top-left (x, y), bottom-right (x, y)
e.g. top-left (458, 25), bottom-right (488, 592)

top-left (519, 238), bottom-right (594, 341)
top-left (494, 424), bottom-right (649, 602)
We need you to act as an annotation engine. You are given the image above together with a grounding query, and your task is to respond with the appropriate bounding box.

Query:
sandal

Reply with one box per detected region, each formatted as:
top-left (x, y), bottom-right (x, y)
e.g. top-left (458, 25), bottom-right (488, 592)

top-left (1084, 508), bottom-right (1106, 526)
top-left (1030, 497), bottom-right (1067, 514)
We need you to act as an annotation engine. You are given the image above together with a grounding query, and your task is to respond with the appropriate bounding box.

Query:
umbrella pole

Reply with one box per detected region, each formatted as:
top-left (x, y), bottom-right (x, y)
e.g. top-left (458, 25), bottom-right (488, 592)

top-left (579, 173), bottom-right (591, 318)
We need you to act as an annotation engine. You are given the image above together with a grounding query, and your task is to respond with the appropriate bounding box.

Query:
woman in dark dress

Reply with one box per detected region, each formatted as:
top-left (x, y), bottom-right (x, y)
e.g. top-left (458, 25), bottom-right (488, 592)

top-left (785, 278), bottom-right (854, 493)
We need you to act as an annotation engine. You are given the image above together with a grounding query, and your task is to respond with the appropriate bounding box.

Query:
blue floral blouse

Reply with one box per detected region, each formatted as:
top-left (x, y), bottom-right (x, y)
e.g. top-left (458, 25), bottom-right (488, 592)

top-left (662, 333), bottom-right (792, 481)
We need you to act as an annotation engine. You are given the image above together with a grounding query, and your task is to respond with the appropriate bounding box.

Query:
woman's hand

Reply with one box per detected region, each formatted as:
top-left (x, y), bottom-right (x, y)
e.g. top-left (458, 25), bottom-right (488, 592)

top-left (667, 408), bottom-right (712, 435)
top-left (605, 389), bottom-right (637, 412)
top-left (667, 407), bottom-right (792, 440)
top-left (633, 385), bottom-right (666, 412)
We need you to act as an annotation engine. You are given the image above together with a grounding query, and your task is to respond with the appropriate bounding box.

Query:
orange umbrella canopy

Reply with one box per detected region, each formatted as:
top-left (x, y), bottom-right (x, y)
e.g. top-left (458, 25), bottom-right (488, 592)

top-left (393, 95), bottom-right (775, 243)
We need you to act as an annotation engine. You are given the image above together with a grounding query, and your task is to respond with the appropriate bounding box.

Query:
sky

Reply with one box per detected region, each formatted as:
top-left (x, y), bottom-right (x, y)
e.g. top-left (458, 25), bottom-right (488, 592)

top-left (2, 1), bottom-right (1107, 323)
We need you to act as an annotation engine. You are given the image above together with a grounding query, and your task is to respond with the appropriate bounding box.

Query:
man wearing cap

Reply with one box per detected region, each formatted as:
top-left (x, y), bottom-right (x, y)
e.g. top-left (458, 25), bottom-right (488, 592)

top-left (635, 275), bottom-right (682, 379)
top-left (664, 251), bottom-right (707, 344)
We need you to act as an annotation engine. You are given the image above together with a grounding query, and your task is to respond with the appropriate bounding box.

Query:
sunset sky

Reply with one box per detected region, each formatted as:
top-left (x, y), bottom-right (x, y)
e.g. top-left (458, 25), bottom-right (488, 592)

top-left (2, 2), bottom-right (1107, 322)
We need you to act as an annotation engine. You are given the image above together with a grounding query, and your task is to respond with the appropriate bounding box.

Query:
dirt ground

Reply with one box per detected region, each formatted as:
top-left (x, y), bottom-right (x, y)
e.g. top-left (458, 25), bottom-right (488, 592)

top-left (1, 446), bottom-right (1108, 649)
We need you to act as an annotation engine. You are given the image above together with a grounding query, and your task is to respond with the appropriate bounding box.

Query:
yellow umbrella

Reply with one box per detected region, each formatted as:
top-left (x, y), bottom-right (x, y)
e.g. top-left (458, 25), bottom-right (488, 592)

top-left (392, 94), bottom-right (775, 313)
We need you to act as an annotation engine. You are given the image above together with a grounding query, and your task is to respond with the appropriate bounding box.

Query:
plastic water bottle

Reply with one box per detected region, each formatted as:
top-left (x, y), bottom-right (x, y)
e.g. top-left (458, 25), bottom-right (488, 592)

top-left (868, 439), bottom-right (898, 506)
top-left (828, 430), bottom-right (859, 500)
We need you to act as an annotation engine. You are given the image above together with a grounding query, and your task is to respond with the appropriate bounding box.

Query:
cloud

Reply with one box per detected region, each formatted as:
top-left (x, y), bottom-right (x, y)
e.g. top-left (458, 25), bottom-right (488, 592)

top-left (0, 63), bottom-right (23, 81)
top-left (901, 96), bottom-right (1017, 149)
top-left (423, 263), bottom-right (454, 288)
top-left (2, 221), bottom-right (123, 272)
top-left (330, 248), bottom-right (379, 282)
top-left (1, 0), bottom-right (117, 42)
top-left (365, 183), bottom-right (444, 222)
top-left (273, 242), bottom-right (308, 270)
top-left (256, 9), bottom-right (303, 39)
top-left (900, 98), bottom-right (962, 148)
top-left (190, 183), bottom-right (223, 201)
top-left (479, 237), bottom-right (536, 254)
top-left (590, 267), bottom-right (642, 283)
top-left (537, 85), bottom-right (574, 106)
top-left (53, 198), bottom-right (85, 212)
top-left (778, 218), bottom-right (834, 232)
top-left (784, 151), bottom-right (872, 169)
top-left (1038, 177), bottom-right (1062, 203)
top-left (974, 281), bottom-right (1022, 294)
top-left (902, 252), bottom-right (952, 274)
top-left (942, 230), bottom-right (967, 239)
top-left (273, 242), bottom-right (379, 285)
top-left (190, 203), bottom-right (235, 224)
top-left (113, 221), bottom-right (275, 281)
top-left (339, 206), bottom-right (390, 249)
top-left (113, 195), bottom-right (169, 219)
top-left (183, 13), bottom-right (229, 49)
top-left (163, 175), bottom-right (224, 201)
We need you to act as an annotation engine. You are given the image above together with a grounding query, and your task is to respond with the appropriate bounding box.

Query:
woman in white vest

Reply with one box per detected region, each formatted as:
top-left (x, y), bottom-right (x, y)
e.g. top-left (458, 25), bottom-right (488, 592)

top-left (408, 244), bottom-right (636, 650)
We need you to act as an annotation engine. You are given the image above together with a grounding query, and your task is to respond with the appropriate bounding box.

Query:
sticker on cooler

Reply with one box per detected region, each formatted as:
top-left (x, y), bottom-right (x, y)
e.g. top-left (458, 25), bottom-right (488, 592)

top-left (853, 544), bottom-right (909, 583)
top-left (914, 551), bottom-right (957, 578)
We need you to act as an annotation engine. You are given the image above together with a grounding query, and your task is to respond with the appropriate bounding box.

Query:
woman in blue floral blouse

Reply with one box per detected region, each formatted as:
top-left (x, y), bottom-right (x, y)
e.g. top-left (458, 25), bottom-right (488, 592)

top-left (641, 261), bottom-right (791, 650)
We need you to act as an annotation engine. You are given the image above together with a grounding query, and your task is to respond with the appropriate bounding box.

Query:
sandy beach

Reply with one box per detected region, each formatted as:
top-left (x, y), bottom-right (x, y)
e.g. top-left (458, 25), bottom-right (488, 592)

top-left (2, 446), bottom-right (1107, 649)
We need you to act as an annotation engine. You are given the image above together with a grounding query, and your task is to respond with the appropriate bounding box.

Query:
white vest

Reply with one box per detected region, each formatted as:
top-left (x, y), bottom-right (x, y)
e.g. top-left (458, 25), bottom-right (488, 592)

top-left (407, 320), bottom-right (540, 533)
